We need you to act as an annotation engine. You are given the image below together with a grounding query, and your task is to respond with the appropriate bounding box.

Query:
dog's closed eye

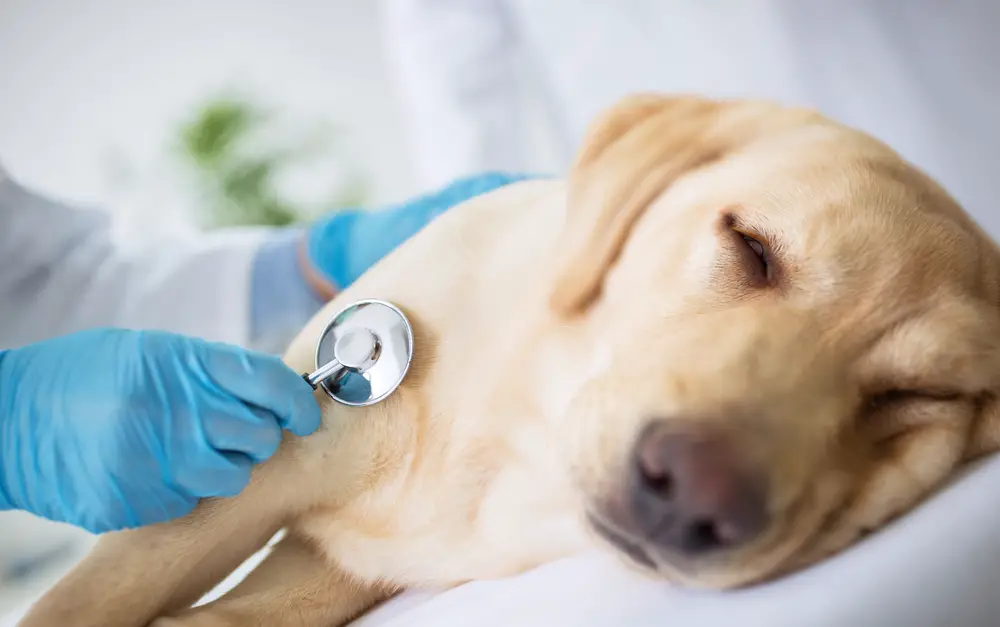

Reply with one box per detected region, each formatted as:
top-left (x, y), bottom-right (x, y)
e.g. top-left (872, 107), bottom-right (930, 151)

top-left (719, 212), bottom-right (774, 287)
top-left (861, 388), bottom-right (966, 440)
top-left (868, 388), bottom-right (962, 408)
top-left (741, 234), bottom-right (768, 274)
top-left (729, 229), bottom-right (772, 287)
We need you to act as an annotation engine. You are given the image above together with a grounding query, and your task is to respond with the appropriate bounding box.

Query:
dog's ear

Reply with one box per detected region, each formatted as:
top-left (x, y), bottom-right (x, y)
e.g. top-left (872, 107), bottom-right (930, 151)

top-left (549, 94), bottom-right (821, 315)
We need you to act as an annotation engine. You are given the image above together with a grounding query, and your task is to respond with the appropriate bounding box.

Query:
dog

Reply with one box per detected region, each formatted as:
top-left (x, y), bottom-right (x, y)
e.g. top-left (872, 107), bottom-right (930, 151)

top-left (18, 94), bottom-right (1000, 626)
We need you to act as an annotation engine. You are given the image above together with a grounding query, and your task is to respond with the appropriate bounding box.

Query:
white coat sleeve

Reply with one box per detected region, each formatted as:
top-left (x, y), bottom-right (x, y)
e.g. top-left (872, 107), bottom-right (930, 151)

top-left (381, 0), bottom-right (529, 188)
top-left (0, 168), bottom-right (266, 350)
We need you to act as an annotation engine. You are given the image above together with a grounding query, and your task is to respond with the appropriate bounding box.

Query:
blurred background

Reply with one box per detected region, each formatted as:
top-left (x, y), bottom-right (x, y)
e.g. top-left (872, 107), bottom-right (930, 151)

top-left (4, 1), bottom-right (399, 233)
top-left (0, 0), bottom-right (560, 237)
top-left (1, 0), bottom-right (997, 620)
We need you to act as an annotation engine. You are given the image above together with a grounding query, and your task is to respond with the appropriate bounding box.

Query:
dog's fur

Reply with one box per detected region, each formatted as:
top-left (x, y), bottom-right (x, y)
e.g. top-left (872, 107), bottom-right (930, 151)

top-left (18, 95), bottom-right (1000, 626)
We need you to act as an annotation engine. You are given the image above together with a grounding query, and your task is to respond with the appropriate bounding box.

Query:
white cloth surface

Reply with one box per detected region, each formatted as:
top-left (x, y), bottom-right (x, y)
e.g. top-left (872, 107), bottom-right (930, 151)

top-left (384, 0), bottom-right (1000, 238)
top-left (4, 454), bottom-right (999, 626)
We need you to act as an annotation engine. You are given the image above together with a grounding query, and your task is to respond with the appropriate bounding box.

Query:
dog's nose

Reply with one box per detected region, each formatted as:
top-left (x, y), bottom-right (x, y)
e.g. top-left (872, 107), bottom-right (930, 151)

top-left (630, 423), bottom-right (768, 556)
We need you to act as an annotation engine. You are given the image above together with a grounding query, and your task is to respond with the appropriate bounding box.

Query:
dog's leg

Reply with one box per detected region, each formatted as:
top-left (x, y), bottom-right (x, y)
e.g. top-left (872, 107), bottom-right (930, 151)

top-left (17, 461), bottom-right (294, 627)
top-left (151, 532), bottom-right (392, 627)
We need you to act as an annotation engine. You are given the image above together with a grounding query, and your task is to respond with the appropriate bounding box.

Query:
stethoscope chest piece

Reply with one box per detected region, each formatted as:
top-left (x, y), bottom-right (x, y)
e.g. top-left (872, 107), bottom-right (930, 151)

top-left (303, 299), bottom-right (414, 407)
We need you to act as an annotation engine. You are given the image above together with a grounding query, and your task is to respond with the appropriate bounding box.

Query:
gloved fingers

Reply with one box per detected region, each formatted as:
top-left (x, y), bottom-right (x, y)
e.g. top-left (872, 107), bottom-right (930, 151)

top-left (139, 492), bottom-right (199, 526)
top-left (306, 210), bottom-right (360, 290)
top-left (422, 171), bottom-right (540, 217)
top-left (306, 171), bottom-right (541, 290)
top-left (202, 405), bottom-right (284, 464)
top-left (110, 491), bottom-right (199, 532)
top-left (358, 172), bottom-right (539, 241)
top-left (172, 448), bottom-right (254, 499)
top-left (156, 494), bottom-right (200, 524)
top-left (307, 204), bottom-right (448, 288)
top-left (196, 342), bottom-right (322, 438)
top-left (78, 470), bottom-right (200, 533)
top-left (205, 452), bottom-right (254, 498)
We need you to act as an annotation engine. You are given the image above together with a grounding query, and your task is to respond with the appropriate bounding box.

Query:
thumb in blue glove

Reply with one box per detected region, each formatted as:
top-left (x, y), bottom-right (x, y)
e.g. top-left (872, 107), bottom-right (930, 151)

top-left (303, 172), bottom-right (538, 296)
top-left (0, 328), bottom-right (321, 534)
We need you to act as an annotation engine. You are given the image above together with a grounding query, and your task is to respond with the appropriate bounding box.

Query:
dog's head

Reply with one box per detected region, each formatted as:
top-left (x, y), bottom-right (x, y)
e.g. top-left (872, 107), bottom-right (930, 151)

top-left (551, 95), bottom-right (1000, 588)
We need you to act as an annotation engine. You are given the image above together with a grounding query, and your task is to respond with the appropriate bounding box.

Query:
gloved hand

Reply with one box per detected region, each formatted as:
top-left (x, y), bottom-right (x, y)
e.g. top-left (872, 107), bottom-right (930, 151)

top-left (0, 328), bottom-right (321, 534)
top-left (303, 172), bottom-right (536, 295)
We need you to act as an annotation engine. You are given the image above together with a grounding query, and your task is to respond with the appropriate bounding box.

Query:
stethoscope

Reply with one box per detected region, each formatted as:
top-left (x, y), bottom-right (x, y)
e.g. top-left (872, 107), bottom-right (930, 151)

top-left (302, 299), bottom-right (414, 407)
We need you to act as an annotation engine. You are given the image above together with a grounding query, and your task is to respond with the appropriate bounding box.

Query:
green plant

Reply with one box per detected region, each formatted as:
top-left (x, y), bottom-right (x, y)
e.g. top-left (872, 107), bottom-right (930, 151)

top-left (175, 94), bottom-right (367, 229)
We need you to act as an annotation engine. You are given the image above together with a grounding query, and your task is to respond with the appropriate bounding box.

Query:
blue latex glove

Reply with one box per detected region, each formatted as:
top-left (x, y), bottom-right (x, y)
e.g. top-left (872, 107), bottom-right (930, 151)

top-left (0, 328), bottom-right (321, 534)
top-left (305, 172), bottom-right (536, 291)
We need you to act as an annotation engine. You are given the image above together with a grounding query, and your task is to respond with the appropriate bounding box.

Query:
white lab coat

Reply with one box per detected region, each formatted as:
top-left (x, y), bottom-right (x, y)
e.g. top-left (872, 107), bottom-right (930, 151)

top-left (383, 0), bottom-right (1000, 237)
top-left (0, 166), bottom-right (266, 351)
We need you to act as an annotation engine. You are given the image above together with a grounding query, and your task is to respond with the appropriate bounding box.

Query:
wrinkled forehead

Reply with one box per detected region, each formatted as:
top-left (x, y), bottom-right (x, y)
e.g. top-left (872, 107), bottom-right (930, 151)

top-left (741, 141), bottom-right (1000, 376)
top-left (696, 129), bottom-right (987, 294)
top-left (626, 125), bottom-right (1000, 364)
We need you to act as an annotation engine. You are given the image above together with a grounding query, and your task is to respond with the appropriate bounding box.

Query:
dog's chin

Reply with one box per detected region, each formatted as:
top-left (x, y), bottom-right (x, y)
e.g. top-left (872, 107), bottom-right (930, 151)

top-left (587, 513), bottom-right (661, 572)
top-left (585, 510), bottom-right (821, 590)
top-left (584, 512), bottom-right (714, 587)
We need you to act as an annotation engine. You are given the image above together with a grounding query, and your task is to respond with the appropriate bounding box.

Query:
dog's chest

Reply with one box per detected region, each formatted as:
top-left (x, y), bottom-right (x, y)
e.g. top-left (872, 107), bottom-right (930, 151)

top-left (296, 460), bottom-right (592, 588)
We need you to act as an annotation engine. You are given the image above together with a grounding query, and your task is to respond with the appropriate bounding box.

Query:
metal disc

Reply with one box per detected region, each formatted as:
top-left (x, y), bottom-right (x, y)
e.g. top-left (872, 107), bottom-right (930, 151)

top-left (314, 299), bottom-right (414, 406)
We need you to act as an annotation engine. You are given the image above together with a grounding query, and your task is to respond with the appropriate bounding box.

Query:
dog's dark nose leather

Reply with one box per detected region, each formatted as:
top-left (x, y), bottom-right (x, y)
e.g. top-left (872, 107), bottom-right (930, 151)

top-left (630, 422), bottom-right (768, 556)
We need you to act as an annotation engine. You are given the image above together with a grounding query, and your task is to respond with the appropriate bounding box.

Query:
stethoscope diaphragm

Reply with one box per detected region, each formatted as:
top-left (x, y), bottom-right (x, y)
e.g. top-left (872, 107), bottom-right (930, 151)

top-left (302, 299), bottom-right (414, 407)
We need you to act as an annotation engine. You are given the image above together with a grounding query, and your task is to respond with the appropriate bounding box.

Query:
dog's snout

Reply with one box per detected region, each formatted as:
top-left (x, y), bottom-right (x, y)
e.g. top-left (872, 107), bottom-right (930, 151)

top-left (629, 422), bottom-right (769, 556)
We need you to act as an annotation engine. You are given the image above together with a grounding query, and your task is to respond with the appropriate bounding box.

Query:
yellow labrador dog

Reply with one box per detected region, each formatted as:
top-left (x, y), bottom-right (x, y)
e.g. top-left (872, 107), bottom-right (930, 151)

top-left (19, 94), bottom-right (1000, 627)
